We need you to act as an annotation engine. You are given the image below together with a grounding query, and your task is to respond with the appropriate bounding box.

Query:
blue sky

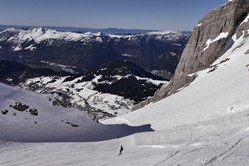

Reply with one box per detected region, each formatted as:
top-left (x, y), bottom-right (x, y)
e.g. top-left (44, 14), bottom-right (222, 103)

top-left (0, 0), bottom-right (228, 30)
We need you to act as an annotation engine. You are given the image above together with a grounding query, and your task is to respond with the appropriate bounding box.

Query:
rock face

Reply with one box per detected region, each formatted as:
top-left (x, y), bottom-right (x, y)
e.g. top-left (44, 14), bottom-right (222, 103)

top-left (133, 0), bottom-right (249, 110)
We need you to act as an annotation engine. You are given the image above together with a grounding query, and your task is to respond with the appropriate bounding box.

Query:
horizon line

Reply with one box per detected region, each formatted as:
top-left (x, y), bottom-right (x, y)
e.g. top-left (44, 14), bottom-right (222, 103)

top-left (0, 24), bottom-right (192, 32)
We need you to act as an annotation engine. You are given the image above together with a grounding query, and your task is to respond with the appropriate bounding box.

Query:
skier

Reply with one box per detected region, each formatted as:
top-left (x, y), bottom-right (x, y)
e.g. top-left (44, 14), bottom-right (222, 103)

top-left (119, 145), bottom-right (123, 156)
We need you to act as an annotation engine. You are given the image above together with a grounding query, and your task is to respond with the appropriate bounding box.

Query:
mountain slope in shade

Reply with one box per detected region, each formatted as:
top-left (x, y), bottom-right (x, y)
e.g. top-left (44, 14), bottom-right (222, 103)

top-left (0, 60), bottom-right (71, 85)
top-left (78, 60), bottom-right (166, 103)
top-left (0, 83), bottom-right (152, 142)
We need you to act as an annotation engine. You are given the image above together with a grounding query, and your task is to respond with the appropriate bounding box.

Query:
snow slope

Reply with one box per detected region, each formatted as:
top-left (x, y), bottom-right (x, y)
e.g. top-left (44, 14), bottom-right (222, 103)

top-left (110, 30), bottom-right (249, 131)
top-left (2, 110), bottom-right (249, 165)
top-left (0, 83), bottom-right (152, 142)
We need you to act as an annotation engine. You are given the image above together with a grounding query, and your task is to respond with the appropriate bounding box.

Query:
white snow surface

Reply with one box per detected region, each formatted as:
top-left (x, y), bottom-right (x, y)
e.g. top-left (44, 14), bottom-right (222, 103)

top-left (203, 32), bottom-right (229, 51)
top-left (108, 30), bottom-right (187, 42)
top-left (134, 76), bottom-right (167, 86)
top-left (40, 60), bottom-right (80, 74)
top-left (1, 28), bottom-right (103, 45)
top-left (196, 23), bottom-right (202, 27)
top-left (146, 30), bottom-right (187, 42)
top-left (24, 45), bottom-right (36, 51)
top-left (13, 45), bottom-right (22, 51)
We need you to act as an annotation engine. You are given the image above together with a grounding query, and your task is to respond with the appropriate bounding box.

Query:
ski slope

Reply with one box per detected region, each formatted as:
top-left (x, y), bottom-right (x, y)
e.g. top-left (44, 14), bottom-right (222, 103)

top-left (2, 109), bottom-right (249, 166)
top-left (110, 31), bottom-right (249, 131)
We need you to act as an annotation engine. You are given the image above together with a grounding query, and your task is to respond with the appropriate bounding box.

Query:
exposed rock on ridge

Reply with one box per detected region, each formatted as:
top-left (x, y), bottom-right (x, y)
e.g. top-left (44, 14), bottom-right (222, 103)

top-left (133, 0), bottom-right (249, 110)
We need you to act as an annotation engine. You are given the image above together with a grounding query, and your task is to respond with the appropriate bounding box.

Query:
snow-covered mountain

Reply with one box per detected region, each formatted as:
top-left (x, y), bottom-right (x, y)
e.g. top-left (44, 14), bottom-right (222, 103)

top-left (0, 27), bottom-right (190, 79)
top-left (0, 28), bottom-right (188, 46)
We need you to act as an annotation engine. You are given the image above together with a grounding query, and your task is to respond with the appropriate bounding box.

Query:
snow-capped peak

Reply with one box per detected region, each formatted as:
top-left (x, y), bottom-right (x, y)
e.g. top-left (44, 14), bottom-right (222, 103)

top-left (2, 28), bottom-right (103, 44)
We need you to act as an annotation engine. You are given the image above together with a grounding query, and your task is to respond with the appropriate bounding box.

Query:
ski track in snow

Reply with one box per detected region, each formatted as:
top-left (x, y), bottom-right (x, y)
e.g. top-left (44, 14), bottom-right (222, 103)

top-left (2, 109), bottom-right (249, 166)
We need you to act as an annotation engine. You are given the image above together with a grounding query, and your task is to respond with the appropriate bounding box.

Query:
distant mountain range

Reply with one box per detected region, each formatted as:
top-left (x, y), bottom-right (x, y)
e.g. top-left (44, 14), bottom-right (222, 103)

top-left (0, 27), bottom-right (190, 79)
top-left (0, 25), bottom-right (160, 35)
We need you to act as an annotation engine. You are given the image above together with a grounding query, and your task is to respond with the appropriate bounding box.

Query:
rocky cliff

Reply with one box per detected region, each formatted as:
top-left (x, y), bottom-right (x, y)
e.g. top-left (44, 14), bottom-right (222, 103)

top-left (133, 0), bottom-right (249, 110)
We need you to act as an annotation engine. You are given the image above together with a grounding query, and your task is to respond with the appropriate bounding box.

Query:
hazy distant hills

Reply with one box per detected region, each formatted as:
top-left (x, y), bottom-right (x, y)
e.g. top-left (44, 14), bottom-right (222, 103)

top-left (0, 25), bottom-right (158, 35)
